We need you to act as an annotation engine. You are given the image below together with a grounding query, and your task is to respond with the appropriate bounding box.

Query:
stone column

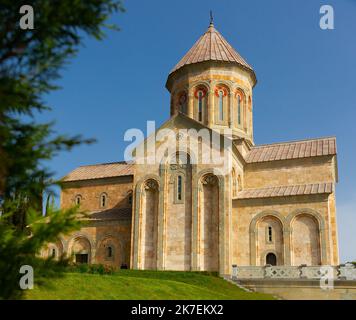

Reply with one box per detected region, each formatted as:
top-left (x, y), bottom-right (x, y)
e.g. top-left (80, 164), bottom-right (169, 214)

top-left (208, 90), bottom-right (214, 127)
top-left (249, 230), bottom-right (257, 265)
top-left (191, 177), bottom-right (199, 271)
top-left (283, 227), bottom-right (291, 266)
top-left (157, 169), bottom-right (166, 270)
top-left (228, 93), bottom-right (233, 128)
top-left (132, 188), bottom-right (142, 269)
top-left (188, 92), bottom-right (194, 119)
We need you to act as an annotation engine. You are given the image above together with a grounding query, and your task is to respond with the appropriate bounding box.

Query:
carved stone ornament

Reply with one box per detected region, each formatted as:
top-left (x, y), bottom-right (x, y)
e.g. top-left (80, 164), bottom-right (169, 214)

top-left (202, 175), bottom-right (218, 185)
top-left (144, 180), bottom-right (158, 190)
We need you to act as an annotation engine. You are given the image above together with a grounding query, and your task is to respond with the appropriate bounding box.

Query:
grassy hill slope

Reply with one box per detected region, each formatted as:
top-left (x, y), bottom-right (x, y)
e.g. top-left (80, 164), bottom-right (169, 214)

top-left (25, 270), bottom-right (274, 300)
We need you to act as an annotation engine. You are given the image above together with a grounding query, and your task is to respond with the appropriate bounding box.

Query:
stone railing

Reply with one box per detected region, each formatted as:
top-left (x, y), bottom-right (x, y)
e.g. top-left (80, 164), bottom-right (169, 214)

top-left (232, 263), bottom-right (356, 280)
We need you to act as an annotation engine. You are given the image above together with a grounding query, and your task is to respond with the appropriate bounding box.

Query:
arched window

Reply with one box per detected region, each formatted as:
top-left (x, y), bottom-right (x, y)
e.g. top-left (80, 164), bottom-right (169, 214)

top-left (75, 195), bottom-right (82, 206)
top-left (237, 95), bottom-right (241, 126)
top-left (100, 193), bottom-right (107, 208)
top-left (198, 91), bottom-right (203, 121)
top-left (51, 248), bottom-right (56, 258)
top-left (218, 90), bottom-right (224, 121)
top-left (177, 175), bottom-right (183, 201)
top-left (107, 246), bottom-right (113, 258)
top-left (267, 225), bottom-right (273, 243)
top-left (215, 86), bottom-right (228, 123)
top-left (194, 87), bottom-right (207, 123)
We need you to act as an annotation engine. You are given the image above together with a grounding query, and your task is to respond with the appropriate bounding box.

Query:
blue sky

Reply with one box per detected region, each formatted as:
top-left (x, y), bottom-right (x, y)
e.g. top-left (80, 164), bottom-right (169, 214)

top-left (39, 0), bottom-right (356, 262)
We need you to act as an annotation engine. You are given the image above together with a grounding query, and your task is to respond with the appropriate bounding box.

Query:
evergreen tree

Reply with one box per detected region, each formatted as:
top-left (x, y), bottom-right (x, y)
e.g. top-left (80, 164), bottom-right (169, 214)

top-left (0, 0), bottom-right (124, 299)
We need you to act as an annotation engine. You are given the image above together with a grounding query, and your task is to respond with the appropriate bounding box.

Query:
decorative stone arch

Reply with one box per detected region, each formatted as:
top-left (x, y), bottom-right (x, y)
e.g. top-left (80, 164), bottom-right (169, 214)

top-left (249, 210), bottom-right (287, 266)
top-left (249, 210), bottom-right (287, 234)
top-left (191, 83), bottom-right (209, 123)
top-left (233, 87), bottom-right (246, 128)
top-left (214, 83), bottom-right (231, 125)
top-left (286, 208), bottom-right (325, 230)
top-left (135, 175), bottom-right (161, 194)
top-left (132, 175), bottom-right (160, 270)
top-left (96, 233), bottom-right (124, 266)
top-left (287, 208), bottom-right (327, 265)
top-left (214, 79), bottom-right (234, 89)
top-left (233, 85), bottom-right (247, 96)
top-left (67, 233), bottom-right (94, 263)
top-left (43, 238), bottom-right (65, 260)
top-left (190, 80), bottom-right (211, 92)
top-left (192, 168), bottom-right (226, 273)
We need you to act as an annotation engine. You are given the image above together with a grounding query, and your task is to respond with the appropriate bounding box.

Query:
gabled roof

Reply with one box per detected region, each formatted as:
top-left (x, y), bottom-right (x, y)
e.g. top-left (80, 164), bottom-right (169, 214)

top-left (235, 182), bottom-right (334, 200)
top-left (168, 22), bottom-right (256, 82)
top-left (245, 137), bottom-right (337, 164)
top-left (62, 161), bottom-right (133, 182)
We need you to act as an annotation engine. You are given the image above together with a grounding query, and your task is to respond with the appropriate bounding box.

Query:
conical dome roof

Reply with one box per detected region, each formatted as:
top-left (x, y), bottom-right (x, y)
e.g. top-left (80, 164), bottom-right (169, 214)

top-left (168, 22), bottom-right (256, 83)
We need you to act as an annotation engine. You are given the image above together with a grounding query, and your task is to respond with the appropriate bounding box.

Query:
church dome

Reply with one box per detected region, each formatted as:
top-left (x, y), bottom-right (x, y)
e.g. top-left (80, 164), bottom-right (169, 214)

top-left (166, 21), bottom-right (257, 90)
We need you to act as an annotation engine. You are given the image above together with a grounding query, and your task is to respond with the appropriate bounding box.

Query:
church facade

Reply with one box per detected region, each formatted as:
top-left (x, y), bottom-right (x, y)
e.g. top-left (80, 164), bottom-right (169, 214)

top-left (43, 22), bottom-right (339, 275)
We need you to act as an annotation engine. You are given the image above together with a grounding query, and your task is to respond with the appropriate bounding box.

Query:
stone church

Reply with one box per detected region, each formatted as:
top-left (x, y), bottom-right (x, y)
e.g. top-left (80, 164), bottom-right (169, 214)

top-left (42, 21), bottom-right (339, 275)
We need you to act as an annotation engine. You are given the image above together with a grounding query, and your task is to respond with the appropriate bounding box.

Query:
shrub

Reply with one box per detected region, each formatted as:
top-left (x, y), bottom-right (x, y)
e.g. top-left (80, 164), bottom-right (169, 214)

top-left (69, 263), bottom-right (116, 275)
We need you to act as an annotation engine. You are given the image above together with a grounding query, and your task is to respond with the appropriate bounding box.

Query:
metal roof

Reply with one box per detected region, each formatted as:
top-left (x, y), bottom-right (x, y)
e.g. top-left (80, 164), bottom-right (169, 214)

top-left (235, 182), bottom-right (334, 200)
top-left (246, 137), bottom-right (337, 163)
top-left (169, 22), bottom-right (255, 77)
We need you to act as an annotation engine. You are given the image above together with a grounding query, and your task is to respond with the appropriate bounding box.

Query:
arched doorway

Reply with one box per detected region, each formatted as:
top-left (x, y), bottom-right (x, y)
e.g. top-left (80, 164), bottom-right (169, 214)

top-left (97, 236), bottom-right (121, 268)
top-left (266, 253), bottom-right (277, 266)
top-left (71, 237), bottom-right (91, 264)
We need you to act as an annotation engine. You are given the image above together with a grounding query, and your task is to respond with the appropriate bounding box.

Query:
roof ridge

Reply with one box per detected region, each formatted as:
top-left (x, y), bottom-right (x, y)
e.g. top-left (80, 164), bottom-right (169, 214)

top-left (252, 136), bottom-right (336, 148)
top-left (77, 161), bottom-right (133, 168)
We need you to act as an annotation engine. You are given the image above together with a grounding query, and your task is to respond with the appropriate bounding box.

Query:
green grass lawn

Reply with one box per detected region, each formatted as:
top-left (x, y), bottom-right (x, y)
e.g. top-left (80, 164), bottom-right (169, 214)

top-left (24, 270), bottom-right (274, 300)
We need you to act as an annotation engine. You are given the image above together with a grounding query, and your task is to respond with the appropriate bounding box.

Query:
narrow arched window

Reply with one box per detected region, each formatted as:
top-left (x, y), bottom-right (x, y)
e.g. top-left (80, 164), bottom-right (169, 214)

top-left (218, 90), bottom-right (224, 121)
top-left (237, 95), bottom-right (241, 125)
top-left (198, 91), bottom-right (203, 122)
top-left (177, 175), bottom-right (183, 201)
top-left (107, 246), bottom-right (113, 258)
top-left (268, 226), bottom-right (273, 242)
top-left (75, 195), bottom-right (81, 206)
top-left (51, 248), bottom-right (56, 258)
top-left (100, 193), bottom-right (107, 208)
